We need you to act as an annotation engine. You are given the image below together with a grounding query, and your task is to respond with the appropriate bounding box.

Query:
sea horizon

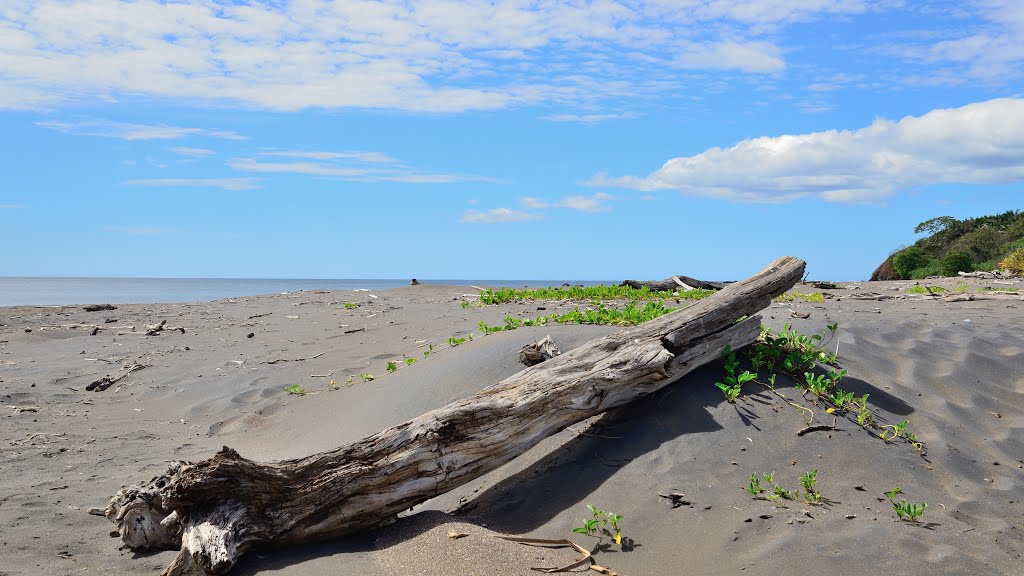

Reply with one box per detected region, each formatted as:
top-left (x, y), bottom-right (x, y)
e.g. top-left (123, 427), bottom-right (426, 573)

top-left (0, 276), bottom-right (616, 307)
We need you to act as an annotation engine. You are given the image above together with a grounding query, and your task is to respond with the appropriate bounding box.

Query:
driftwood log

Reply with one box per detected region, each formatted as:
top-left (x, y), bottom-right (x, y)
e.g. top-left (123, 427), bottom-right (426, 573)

top-left (620, 275), bottom-right (729, 291)
top-left (105, 256), bottom-right (805, 575)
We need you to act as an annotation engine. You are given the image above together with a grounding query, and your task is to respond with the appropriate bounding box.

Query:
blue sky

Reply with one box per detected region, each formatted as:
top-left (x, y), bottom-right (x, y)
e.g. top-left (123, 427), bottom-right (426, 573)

top-left (1, 1), bottom-right (1022, 281)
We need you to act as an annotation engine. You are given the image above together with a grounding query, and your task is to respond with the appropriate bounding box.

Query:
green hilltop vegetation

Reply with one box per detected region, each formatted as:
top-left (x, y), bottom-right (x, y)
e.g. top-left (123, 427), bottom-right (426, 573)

top-left (872, 210), bottom-right (1024, 280)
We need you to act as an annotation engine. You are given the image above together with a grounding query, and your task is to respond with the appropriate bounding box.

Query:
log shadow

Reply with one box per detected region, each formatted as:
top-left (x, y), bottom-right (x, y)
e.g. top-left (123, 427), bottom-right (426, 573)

top-left (235, 356), bottom-right (917, 569)
top-left (451, 364), bottom-right (725, 533)
top-left (231, 531), bottom-right (378, 575)
top-left (455, 361), bottom-right (915, 535)
top-left (836, 375), bottom-right (915, 417)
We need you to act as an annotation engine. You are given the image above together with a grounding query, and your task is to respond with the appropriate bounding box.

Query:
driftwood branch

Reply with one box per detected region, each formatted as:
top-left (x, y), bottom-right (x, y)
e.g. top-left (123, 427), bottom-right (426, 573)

top-left (87, 362), bottom-right (148, 392)
top-left (620, 276), bottom-right (729, 292)
top-left (105, 256), bottom-right (805, 575)
top-left (519, 335), bottom-right (561, 366)
top-left (261, 351), bottom-right (327, 365)
top-left (145, 320), bottom-right (186, 336)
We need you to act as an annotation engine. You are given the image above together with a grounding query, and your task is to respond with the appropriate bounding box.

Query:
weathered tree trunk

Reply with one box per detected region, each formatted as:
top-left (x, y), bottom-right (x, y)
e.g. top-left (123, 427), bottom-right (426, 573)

top-left (106, 256), bottom-right (805, 575)
top-left (620, 275), bottom-right (729, 291)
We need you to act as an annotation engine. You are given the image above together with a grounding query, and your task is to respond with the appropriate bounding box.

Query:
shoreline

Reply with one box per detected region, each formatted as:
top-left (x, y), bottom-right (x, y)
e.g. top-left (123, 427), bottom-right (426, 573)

top-left (0, 278), bottom-right (621, 308)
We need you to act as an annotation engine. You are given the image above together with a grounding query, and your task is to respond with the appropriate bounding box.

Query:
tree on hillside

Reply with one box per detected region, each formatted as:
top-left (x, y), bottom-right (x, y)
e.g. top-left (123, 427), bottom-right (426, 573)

top-left (914, 216), bottom-right (960, 236)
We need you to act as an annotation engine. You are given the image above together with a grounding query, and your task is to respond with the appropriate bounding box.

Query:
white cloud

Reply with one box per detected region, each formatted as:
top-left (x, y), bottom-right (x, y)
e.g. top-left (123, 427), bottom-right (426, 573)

top-left (0, 203), bottom-right (27, 209)
top-left (123, 178), bottom-right (261, 191)
top-left (37, 120), bottom-right (245, 140)
top-left (594, 98), bottom-right (1024, 203)
top-left (169, 147), bottom-right (215, 157)
top-left (461, 208), bottom-right (542, 224)
top-left (0, 1), bottom-right (865, 112)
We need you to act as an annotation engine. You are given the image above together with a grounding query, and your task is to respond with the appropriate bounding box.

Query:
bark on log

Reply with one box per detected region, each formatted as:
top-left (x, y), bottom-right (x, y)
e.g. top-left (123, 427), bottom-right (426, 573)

top-left (620, 276), bottom-right (729, 291)
top-left (105, 256), bottom-right (805, 575)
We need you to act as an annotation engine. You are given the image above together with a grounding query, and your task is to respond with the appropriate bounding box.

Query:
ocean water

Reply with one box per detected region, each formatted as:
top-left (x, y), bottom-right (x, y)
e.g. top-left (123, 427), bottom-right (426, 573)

top-left (0, 277), bottom-right (611, 307)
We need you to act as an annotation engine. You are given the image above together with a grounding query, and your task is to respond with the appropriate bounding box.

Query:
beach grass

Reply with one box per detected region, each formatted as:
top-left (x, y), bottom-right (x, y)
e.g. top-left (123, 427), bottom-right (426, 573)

top-left (477, 284), bottom-right (715, 305)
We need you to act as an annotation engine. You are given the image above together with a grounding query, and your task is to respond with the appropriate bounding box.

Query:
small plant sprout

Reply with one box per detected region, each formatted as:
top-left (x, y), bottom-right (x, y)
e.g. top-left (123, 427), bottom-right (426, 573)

top-left (572, 504), bottom-right (626, 546)
top-left (750, 471), bottom-right (796, 506)
top-left (855, 394), bottom-right (874, 428)
top-left (880, 419), bottom-right (923, 450)
top-left (386, 361), bottom-right (398, 373)
top-left (283, 384), bottom-right (308, 395)
top-left (346, 375), bottom-right (354, 384)
top-left (746, 473), bottom-right (765, 496)
top-left (328, 379), bottom-right (339, 391)
top-left (800, 469), bottom-right (822, 504)
top-left (404, 357), bottom-right (417, 366)
top-left (772, 485), bottom-right (797, 502)
top-left (886, 487), bottom-right (926, 522)
top-left (714, 345), bottom-right (756, 402)
top-left (424, 343), bottom-right (434, 357)
top-left (830, 389), bottom-right (854, 410)
top-left (343, 302), bottom-right (358, 309)
top-left (360, 373), bottom-right (375, 382)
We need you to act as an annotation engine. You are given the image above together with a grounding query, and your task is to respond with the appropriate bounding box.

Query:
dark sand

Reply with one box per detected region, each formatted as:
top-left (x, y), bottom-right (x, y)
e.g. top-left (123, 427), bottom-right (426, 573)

top-left (1, 277), bottom-right (1022, 575)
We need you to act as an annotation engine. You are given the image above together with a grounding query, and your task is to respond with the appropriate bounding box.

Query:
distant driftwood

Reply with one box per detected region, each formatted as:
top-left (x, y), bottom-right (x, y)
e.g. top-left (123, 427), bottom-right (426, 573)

top-left (620, 275), bottom-right (729, 292)
top-left (105, 256), bottom-right (805, 576)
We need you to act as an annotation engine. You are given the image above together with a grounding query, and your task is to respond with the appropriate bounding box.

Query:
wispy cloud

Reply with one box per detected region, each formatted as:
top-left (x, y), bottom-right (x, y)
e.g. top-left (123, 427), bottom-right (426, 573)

top-left (123, 178), bottom-right (261, 191)
top-left (227, 158), bottom-right (369, 178)
top-left (674, 41), bottom-right (785, 73)
top-left (0, 1), bottom-right (870, 112)
top-left (559, 192), bottom-right (614, 212)
top-left (866, 1), bottom-right (1024, 84)
top-left (519, 193), bottom-right (614, 212)
top-left (593, 98), bottom-right (1024, 203)
top-left (0, 203), bottom-right (27, 209)
top-left (541, 112), bottom-right (642, 124)
top-left (260, 150), bottom-right (398, 163)
top-left (520, 196), bottom-right (549, 209)
top-left (461, 208), bottom-right (542, 224)
top-left (169, 147), bottom-right (215, 157)
top-left (228, 151), bottom-right (492, 184)
top-left (104, 225), bottom-right (174, 235)
top-left (37, 120), bottom-right (245, 141)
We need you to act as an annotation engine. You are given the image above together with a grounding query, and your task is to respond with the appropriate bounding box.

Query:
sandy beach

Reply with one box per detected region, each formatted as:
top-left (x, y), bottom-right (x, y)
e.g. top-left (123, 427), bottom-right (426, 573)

top-left (2, 276), bottom-right (1023, 576)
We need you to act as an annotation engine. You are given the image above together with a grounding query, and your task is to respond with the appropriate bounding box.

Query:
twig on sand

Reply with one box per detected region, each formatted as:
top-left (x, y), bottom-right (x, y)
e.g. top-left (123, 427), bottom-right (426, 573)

top-left (144, 320), bottom-right (185, 336)
top-left (262, 351), bottom-right (327, 365)
top-left (492, 535), bottom-right (618, 575)
top-left (87, 362), bottom-right (148, 392)
top-left (797, 418), bottom-right (837, 436)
